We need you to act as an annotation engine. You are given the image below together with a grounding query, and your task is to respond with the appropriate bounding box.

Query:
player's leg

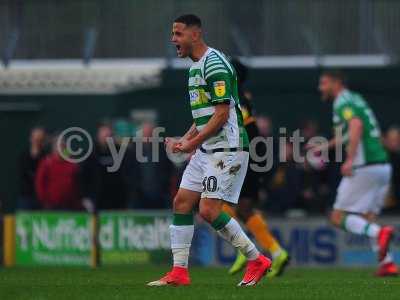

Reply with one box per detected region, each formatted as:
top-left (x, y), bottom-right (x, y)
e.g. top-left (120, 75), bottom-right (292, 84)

top-left (331, 209), bottom-right (394, 264)
top-left (222, 202), bottom-right (237, 218)
top-left (330, 208), bottom-right (395, 276)
top-left (148, 151), bottom-right (203, 287)
top-left (366, 212), bottom-right (398, 276)
top-left (202, 151), bottom-right (271, 286)
top-left (200, 198), bottom-right (259, 260)
top-left (222, 203), bottom-right (252, 275)
top-left (241, 208), bottom-right (289, 278)
top-left (366, 165), bottom-right (398, 276)
top-left (238, 199), bottom-right (284, 263)
top-left (226, 165), bottom-right (288, 275)
top-left (331, 165), bottom-right (395, 264)
top-left (369, 164), bottom-right (396, 269)
top-left (330, 209), bottom-right (385, 240)
top-left (147, 188), bottom-right (200, 286)
top-left (170, 188), bottom-right (200, 269)
top-left (227, 197), bottom-right (288, 277)
top-left (332, 169), bottom-right (382, 239)
top-left (199, 197), bottom-right (270, 286)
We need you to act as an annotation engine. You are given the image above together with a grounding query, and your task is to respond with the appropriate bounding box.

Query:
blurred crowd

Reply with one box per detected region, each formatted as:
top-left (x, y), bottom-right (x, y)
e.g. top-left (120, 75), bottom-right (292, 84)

top-left (18, 122), bottom-right (172, 212)
top-left (18, 118), bottom-right (400, 215)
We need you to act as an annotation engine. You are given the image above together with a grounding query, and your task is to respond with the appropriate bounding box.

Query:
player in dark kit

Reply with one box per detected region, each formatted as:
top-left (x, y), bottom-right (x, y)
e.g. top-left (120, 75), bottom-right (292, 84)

top-left (223, 59), bottom-right (289, 278)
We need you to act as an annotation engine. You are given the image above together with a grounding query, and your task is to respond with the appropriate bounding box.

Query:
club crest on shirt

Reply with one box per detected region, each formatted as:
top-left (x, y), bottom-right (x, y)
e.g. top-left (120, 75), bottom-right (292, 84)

top-left (213, 81), bottom-right (226, 97)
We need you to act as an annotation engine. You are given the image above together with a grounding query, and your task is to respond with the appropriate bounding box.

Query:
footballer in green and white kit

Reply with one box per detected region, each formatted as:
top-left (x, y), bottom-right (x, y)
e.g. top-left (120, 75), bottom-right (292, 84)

top-left (333, 89), bottom-right (391, 213)
top-left (318, 71), bottom-right (397, 276)
top-left (148, 14), bottom-right (270, 287)
top-left (181, 47), bottom-right (250, 203)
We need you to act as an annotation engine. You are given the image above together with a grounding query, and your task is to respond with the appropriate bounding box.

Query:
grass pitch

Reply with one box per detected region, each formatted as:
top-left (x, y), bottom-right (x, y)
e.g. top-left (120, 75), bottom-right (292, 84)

top-left (0, 265), bottom-right (399, 300)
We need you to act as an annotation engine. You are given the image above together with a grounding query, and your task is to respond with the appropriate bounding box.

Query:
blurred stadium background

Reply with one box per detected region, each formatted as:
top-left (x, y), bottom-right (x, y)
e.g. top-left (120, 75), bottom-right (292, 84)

top-left (0, 0), bottom-right (400, 271)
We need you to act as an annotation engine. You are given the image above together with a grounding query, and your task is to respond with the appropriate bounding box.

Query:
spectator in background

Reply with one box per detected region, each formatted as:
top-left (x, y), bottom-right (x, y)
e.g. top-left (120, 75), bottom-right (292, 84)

top-left (267, 141), bottom-right (302, 214)
top-left (384, 126), bottom-right (400, 207)
top-left (132, 122), bottom-right (172, 209)
top-left (256, 115), bottom-right (278, 200)
top-left (35, 135), bottom-right (82, 210)
top-left (81, 123), bottom-right (129, 210)
top-left (300, 119), bottom-right (319, 142)
top-left (256, 115), bottom-right (274, 138)
top-left (18, 127), bottom-right (48, 209)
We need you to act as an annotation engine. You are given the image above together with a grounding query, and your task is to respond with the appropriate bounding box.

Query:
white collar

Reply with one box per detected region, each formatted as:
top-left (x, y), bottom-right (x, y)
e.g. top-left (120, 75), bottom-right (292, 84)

top-left (192, 47), bottom-right (211, 64)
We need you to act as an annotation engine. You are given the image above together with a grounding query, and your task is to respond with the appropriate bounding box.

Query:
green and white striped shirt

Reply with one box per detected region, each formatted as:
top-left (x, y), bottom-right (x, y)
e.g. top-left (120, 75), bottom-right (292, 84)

top-left (333, 89), bottom-right (388, 166)
top-left (188, 47), bottom-right (249, 150)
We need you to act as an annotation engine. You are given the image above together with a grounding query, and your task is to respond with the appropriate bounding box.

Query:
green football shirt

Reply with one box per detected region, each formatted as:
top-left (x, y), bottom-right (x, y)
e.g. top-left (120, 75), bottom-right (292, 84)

top-left (188, 47), bottom-right (249, 150)
top-left (333, 89), bottom-right (388, 167)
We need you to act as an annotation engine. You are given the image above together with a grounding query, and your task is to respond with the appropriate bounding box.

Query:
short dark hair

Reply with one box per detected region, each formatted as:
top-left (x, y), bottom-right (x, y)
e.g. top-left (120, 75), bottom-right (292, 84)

top-left (321, 69), bottom-right (347, 85)
top-left (174, 14), bottom-right (202, 28)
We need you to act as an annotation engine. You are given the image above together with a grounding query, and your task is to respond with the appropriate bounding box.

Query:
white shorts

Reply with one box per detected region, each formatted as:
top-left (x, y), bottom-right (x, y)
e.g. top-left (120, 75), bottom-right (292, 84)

top-left (180, 150), bottom-right (249, 204)
top-left (334, 164), bottom-right (392, 214)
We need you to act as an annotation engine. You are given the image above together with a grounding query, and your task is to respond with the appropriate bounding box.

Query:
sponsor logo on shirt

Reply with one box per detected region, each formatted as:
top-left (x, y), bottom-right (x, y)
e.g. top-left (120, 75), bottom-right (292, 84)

top-left (189, 90), bottom-right (200, 102)
top-left (189, 75), bottom-right (204, 87)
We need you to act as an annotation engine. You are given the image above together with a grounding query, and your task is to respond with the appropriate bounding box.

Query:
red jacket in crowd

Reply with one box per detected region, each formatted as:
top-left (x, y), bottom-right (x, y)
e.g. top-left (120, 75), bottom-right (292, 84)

top-left (35, 153), bottom-right (82, 210)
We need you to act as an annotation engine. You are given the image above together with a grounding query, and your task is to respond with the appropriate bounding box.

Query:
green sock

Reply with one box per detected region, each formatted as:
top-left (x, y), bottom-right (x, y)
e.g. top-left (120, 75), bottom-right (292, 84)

top-left (340, 216), bottom-right (348, 231)
top-left (211, 212), bottom-right (231, 231)
top-left (173, 213), bottom-right (194, 226)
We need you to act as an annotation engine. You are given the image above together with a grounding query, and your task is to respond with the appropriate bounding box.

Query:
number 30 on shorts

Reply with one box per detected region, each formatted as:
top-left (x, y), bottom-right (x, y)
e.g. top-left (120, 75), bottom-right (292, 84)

top-left (202, 176), bottom-right (218, 192)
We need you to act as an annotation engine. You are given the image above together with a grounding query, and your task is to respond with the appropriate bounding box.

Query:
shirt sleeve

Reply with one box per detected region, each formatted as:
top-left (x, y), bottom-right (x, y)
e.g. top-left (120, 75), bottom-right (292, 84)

top-left (335, 102), bottom-right (362, 124)
top-left (204, 59), bottom-right (232, 105)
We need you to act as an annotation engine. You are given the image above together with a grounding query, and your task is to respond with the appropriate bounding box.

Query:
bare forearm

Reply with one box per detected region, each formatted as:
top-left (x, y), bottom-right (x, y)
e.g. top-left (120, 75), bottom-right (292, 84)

top-left (190, 109), bottom-right (227, 147)
top-left (176, 104), bottom-right (229, 153)
top-left (181, 123), bottom-right (198, 141)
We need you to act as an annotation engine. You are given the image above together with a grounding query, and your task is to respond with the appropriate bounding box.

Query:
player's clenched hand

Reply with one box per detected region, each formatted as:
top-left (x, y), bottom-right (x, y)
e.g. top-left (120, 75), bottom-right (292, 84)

top-left (176, 139), bottom-right (197, 153)
top-left (165, 137), bottom-right (181, 153)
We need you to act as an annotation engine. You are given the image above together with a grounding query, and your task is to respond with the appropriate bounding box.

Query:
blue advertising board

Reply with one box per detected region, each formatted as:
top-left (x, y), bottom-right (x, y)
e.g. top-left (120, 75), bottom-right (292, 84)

top-left (191, 217), bottom-right (400, 267)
